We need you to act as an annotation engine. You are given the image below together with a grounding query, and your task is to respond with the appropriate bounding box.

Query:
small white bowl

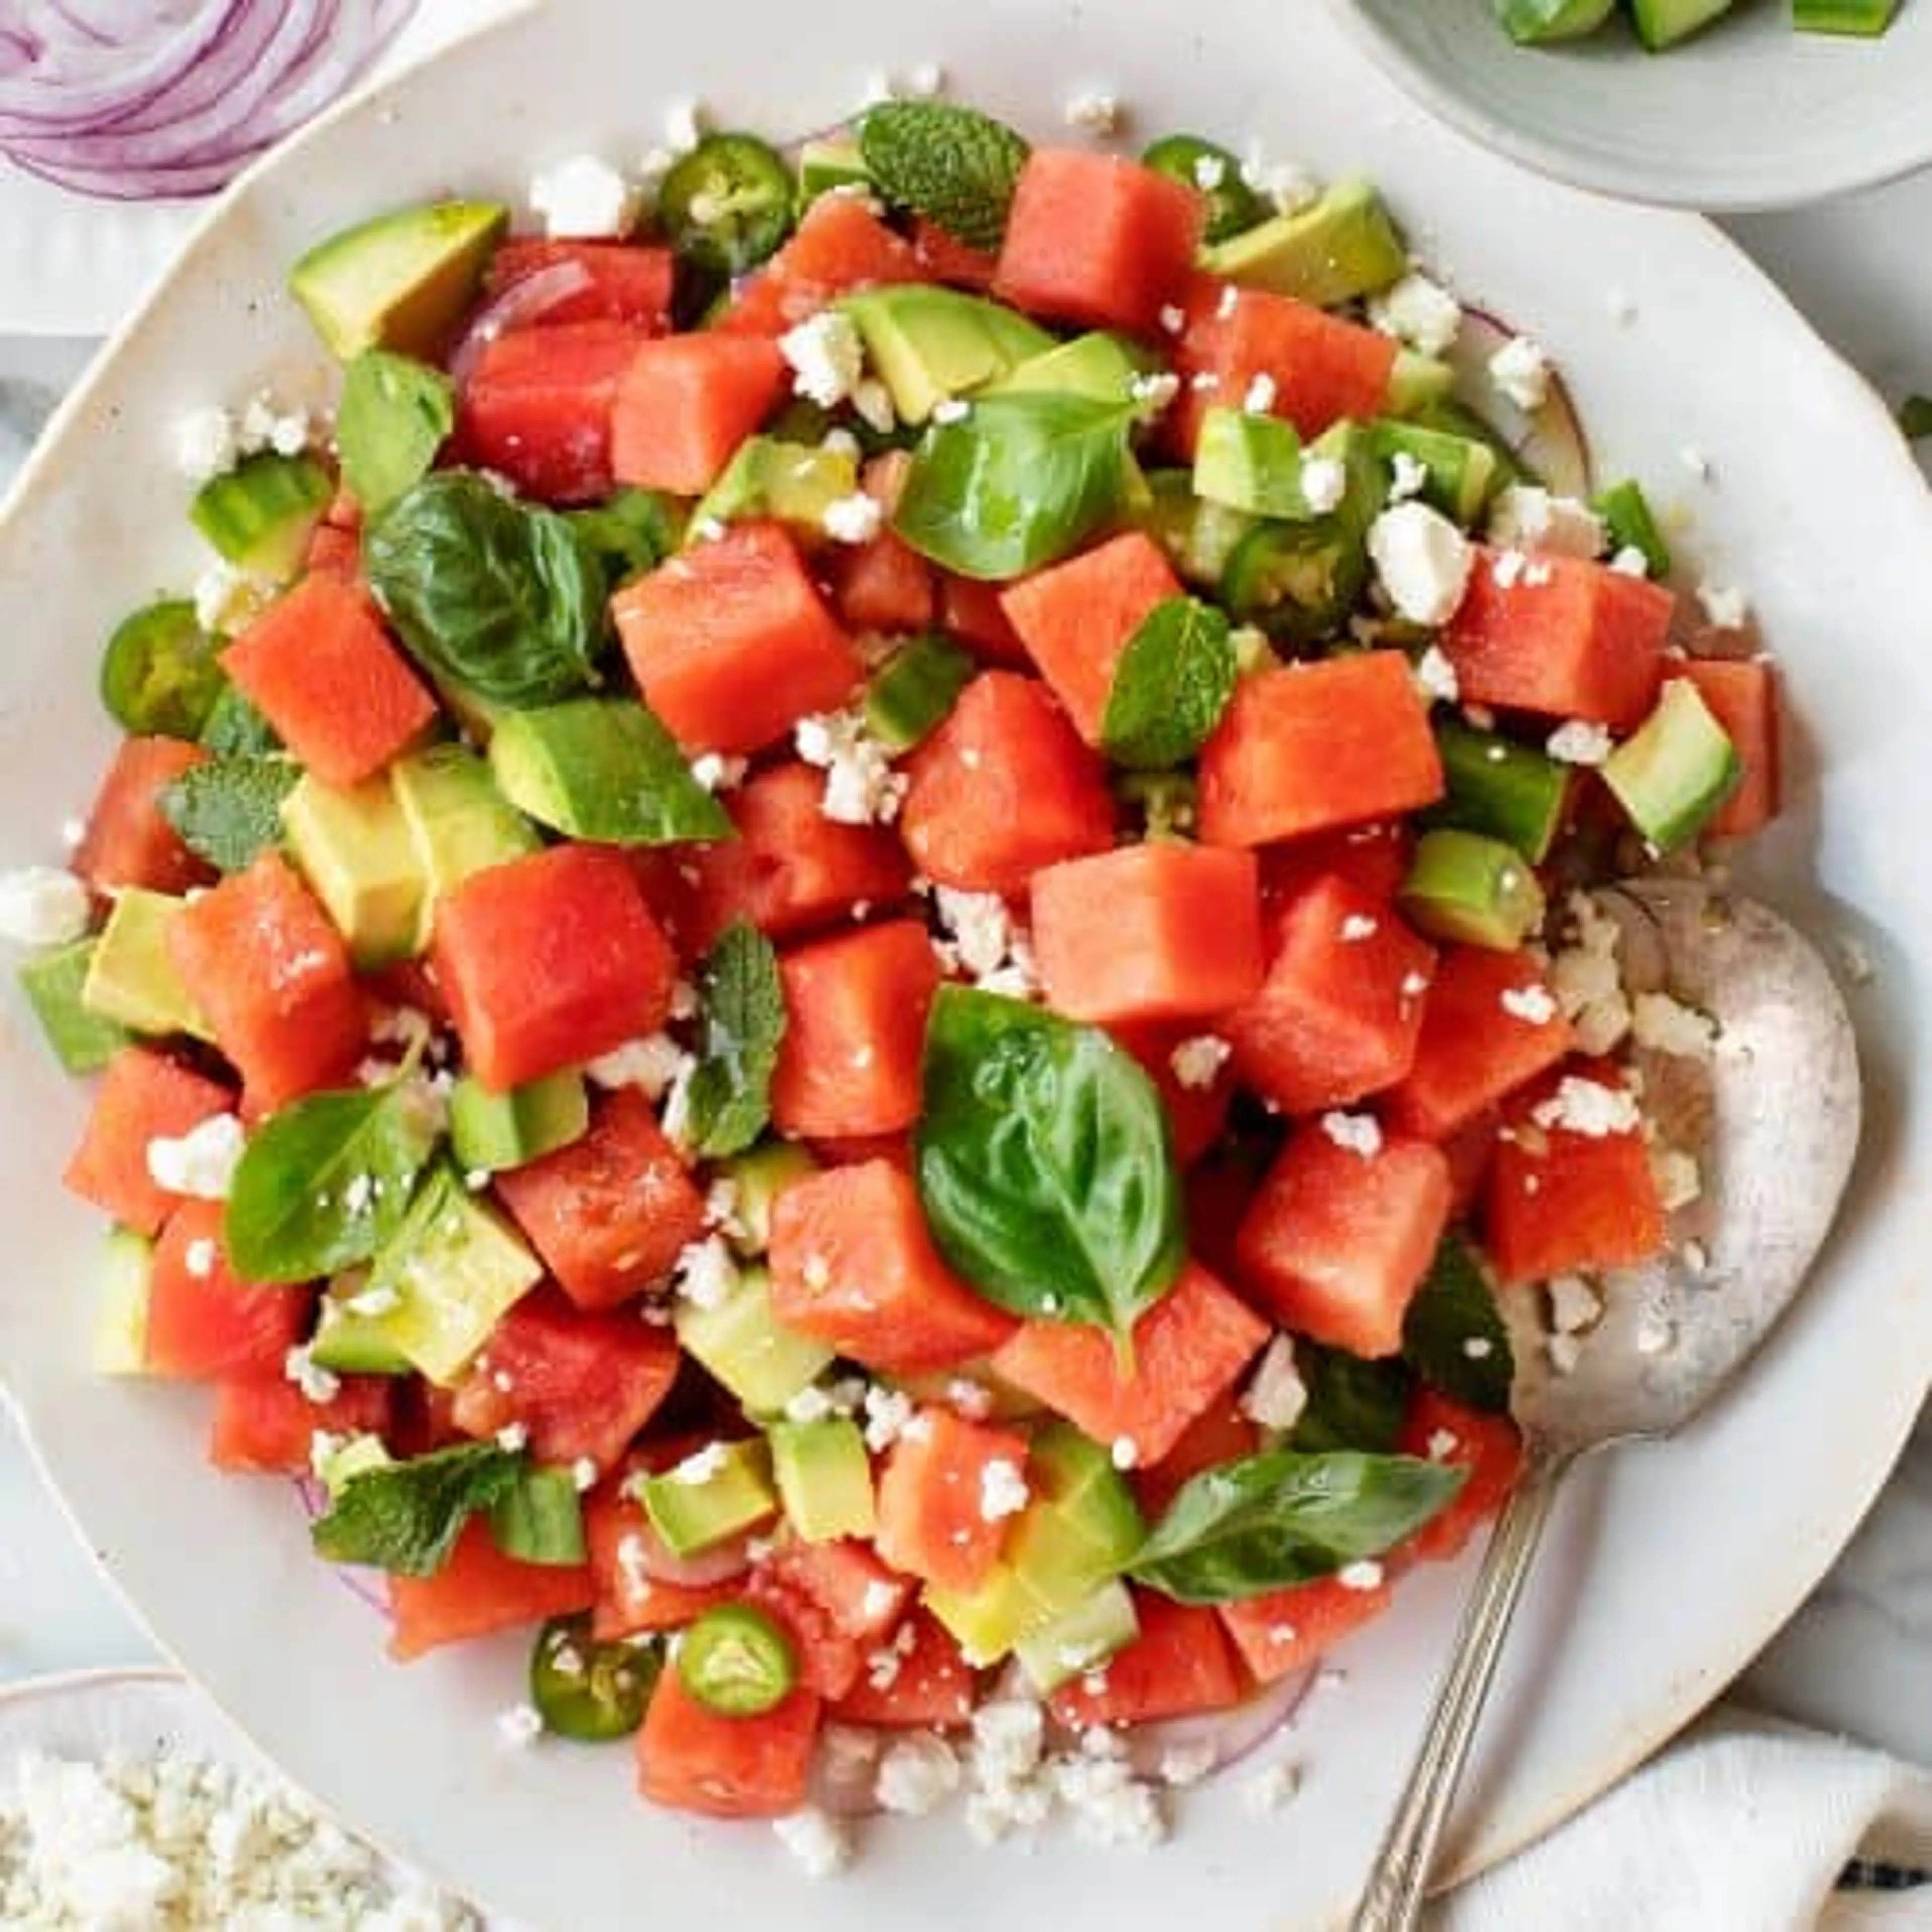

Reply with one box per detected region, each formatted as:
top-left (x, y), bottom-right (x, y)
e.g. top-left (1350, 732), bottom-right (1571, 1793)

top-left (1328, 0), bottom-right (1932, 211)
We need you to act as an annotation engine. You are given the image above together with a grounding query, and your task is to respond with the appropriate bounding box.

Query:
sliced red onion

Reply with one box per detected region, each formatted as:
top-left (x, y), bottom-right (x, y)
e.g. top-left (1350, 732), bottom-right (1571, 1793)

top-left (1454, 308), bottom-right (1595, 503)
top-left (809, 1724), bottom-right (888, 1818)
top-left (1116, 1669), bottom-right (1313, 1783)
top-left (446, 261), bottom-right (599, 388)
top-left (291, 1474), bottom-right (392, 1616)
top-left (629, 1517), bottom-right (752, 1590)
top-left (0, 1), bottom-right (237, 134)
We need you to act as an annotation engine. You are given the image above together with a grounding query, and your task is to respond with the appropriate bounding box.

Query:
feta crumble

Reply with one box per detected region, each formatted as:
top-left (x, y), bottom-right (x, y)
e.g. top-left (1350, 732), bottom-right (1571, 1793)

top-left (1464, 1337), bottom-right (1495, 1360)
top-left (1159, 303), bottom-right (1187, 336)
top-left (772, 1804), bottom-right (851, 1879)
top-left (1298, 452), bottom-right (1346, 514)
top-left (778, 308), bottom-right (865, 407)
top-left (1547, 1273), bottom-right (1602, 1335)
top-left (1368, 271), bottom-right (1462, 357)
top-left (1608, 545), bottom-right (1652, 578)
top-left (851, 378), bottom-right (897, 434)
top-left (689, 751), bottom-right (748, 794)
top-left (1110, 1436), bottom-right (1139, 1471)
top-left (172, 405), bottom-right (242, 482)
top-left (979, 1458), bottom-right (1030, 1523)
top-left (1631, 990), bottom-right (1718, 1058)
top-left (1062, 87), bottom-right (1123, 134)
top-left (672, 1235), bottom-right (737, 1310)
top-left (1320, 1110), bottom-right (1383, 1159)
top-left (931, 887), bottom-right (1037, 997)
top-left (1369, 501), bottom-right (1473, 626)
top-left (1388, 449), bottom-right (1430, 504)
top-left (1168, 1034), bottom-right (1232, 1091)
top-left (494, 1422), bottom-right (530, 1454)
top-left (183, 1238), bottom-right (218, 1281)
top-left (670, 1442), bottom-right (730, 1485)
top-left (876, 1735), bottom-right (963, 1816)
top-left (1696, 581), bottom-right (1750, 631)
top-left (795, 710), bottom-right (907, 825)
top-left (1243, 372), bottom-right (1278, 416)
top-left (1337, 1559), bottom-right (1384, 1592)
top-left (1531, 1075), bottom-right (1642, 1139)
top-left (862, 1385), bottom-right (916, 1453)
top-left (1546, 719), bottom-right (1615, 767)
top-left (1413, 643), bottom-right (1460, 705)
top-left (145, 1113), bottom-right (246, 1201)
top-left (571, 1457), bottom-right (600, 1493)
top-left (586, 1034), bottom-right (693, 1100)
top-left (1339, 913), bottom-right (1379, 943)
top-left (1651, 1145), bottom-right (1703, 1212)
top-left (1241, 1759), bottom-right (1303, 1816)
top-left (529, 154), bottom-right (641, 237)
top-left (1488, 334), bottom-right (1552, 412)
top-left (193, 559), bottom-right (275, 635)
top-left (1499, 982), bottom-right (1558, 1026)
top-left (283, 1345), bottom-right (341, 1406)
top-left (1487, 485), bottom-right (1604, 560)
top-left (0, 866), bottom-right (89, 947)
top-left (1240, 1333), bottom-right (1309, 1432)
top-left (495, 1702), bottom-right (544, 1749)
top-left (821, 492), bottom-right (884, 545)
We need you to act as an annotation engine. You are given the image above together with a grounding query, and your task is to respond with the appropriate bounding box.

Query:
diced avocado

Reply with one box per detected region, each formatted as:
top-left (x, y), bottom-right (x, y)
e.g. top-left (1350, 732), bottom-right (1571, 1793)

top-left (190, 452), bottom-right (332, 581)
top-left (1593, 478), bottom-right (1672, 580)
top-left (290, 200), bottom-right (509, 362)
top-left (447, 1068), bottom-right (590, 1176)
top-left (923, 1565), bottom-right (1058, 1666)
top-left (839, 286), bottom-right (1054, 423)
top-left (1399, 828), bottom-right (1547, 950)
top-left (1425, 717), bottom-right (1573, 864)
top-left (309, 1277), bottom-right (413, 1376)
top-left (675, 1262), bottom-right (836, 1415)
top-left (691, 435), bottom-right (860, 536)
top-left (280, 771), bottom-right (426, 968)
top-left (1387, 351), bottom-right (1456, 418)
top-left (1193, 405), bottom-right (1313, 520)
top-left (360, 1164), bottom-right (544, 1384)
top-left (864, 633), bottom-right (976, 752)
top-left (80, 890), bottom-right (212, 1042)
top-left (1202, 177), bottom-right (1408, 309)
top-left (1136, 468), bottom-right (1258, 588)
top-left (1006, 1422), bottom-right (1148, 1593)
top-left (390, 744), bottom-right (540, 909)
top-left (1628, 0), bottom-right (1737, 50)
top-left (94, 1229), bottom-right (152, 1376)
top-left (312, 1430), bottom-right (393, 1500)
top-left (717, 1139), bottom-right (820, 1255)
top-left (769, 1416), bottom-right (876, 1542)
top-left (1013, 1578), bottom-right (1141, 1694)
top-left (982, 331), bottom-right (1157, 406)
top-left (1494, 0), bottom-right (1618, 40)
top-left (798, 135), bottom-right (870, 201)
top-left (637, 1438), bottom-right (777, 1557)
top-left (18, 939), bottom-right (132, 1075)
top-left (1411, 397), bottom-right (1534, 490)
top-left (1601, 677), bottom-right (1742, 852)
top-left (1370, 419), bottom-right (1503, 527)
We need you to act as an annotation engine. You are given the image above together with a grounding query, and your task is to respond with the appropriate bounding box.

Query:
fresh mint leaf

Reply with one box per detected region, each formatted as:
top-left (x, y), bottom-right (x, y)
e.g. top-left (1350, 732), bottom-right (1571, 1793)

top-left (157, 754), bottom-right (299, 873)
top-left (682, 922), bottom-right (787, 1159)
top-left (568, 488), bottom-right (686, 591)
top-left (858, 100), bottom-right (1030, 254)
top-left (1100, 595), bottom-right (1238, 771)
top-left (199, 684), bottom-right (282, 757)
top-left (863, 633), bottom-right (976, 752)
top-left (1900, 394), bottom-right (1932, 442)
top-left (894, 393), bottom-right (1137, 581)
top-left (1130, 1447), bottom-right (1466, 1605)
top-left (313, 1441), bottom-right (524, 1578)
top-left (364, 469), bottom-right (606, 706)
top-left (916, 987), bottom-right (1186, 1345)
top-left (489, 1464), bottom-right (588, 1567)
top-left (336, 350), bottom-right (455, 515)
top-left (223, 1082), bottom-right (438, 1284)
top-left (1288, 1345), bottom-right (1413, 1454)
top-left (1402, 1231), bottom-right (1514, 1413)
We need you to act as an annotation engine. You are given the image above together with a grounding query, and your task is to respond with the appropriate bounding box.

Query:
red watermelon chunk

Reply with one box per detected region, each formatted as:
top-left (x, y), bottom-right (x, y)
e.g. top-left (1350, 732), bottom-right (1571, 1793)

top-left (389, 1518), bottom-right (593, 1661)
top-left (1218, 1571), bottom-right (1393, 1684)
top-left (1048, 1592), bottom-right (1244, 1727)
top-left (609, 332), bottom-right (789, 494)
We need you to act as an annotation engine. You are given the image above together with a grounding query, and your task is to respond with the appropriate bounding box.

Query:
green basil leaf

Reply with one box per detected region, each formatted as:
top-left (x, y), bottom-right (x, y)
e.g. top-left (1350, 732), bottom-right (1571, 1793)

top-left (682, 922), bottom-right (787, 1159)
top-left (1130, 1447), bottom-right (1467, 1605)
top-left (157, 754), bottom-right (300, 873)
top-left (1100, 594), bottom-right (1238, 771)
top-left (915, 986), bottom-right (1186, 1343)
top-left (223, 1083), bottom-right (438, 1284)
top-left (336, 350), bottom-right (455, 515)
top-left (1287, 1345), bottom-right (1413, 1454)
top-left (1899, 394), bottom-right (1932, 442)
top-left (489, 1464), bottom-right (588, 1566)
top-left (1402, 1230), bottom-right (1514, 1413)
top-left (858, 100), bottom-right (1030, 254)
top-left (313, 1441), bottom-right (524, 1577)
top-left (893, 393), bottom-right (1137, 582)
top-left (363, 469), bottom-right (606, 706)
top-left (568, 488), bottom-right (686, 592)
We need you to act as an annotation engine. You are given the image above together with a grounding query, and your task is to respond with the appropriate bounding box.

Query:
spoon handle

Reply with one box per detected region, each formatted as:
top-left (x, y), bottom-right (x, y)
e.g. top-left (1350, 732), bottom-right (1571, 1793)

top-left (1349, 1438), bottom-right (1573, 1932)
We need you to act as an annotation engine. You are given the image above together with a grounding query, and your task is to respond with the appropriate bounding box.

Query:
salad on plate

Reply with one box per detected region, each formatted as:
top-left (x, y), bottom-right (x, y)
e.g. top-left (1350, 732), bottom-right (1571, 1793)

top-left (3, 91), bottom-right (1782, 1867)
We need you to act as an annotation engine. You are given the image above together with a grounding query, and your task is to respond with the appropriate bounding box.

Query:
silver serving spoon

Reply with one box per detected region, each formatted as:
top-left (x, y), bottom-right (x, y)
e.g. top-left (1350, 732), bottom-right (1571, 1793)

top-left (1352, 877), bottom-right (1862, 1932)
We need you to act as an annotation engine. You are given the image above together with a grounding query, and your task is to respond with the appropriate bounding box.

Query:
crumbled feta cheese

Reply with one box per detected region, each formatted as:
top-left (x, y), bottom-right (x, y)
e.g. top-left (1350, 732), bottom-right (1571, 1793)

top-left (1696, 581), bottom-right (1749, 630)
top-left (1243, 372), bottom-right (1278, 415)
top-left (1368, 272), bottom-right (1462, 357)
top-left (192, 559), bottom-right (274, 634)
top-left (1320, 1110), bottom-right (1383, 1158)
top-left (1487, 485), bottom-right (1604, 559)
top-left (862, 1385), bottom-right (916, 1453)
top-left (979, 1457), bottom-right (1030, 1522)
top-left (585, 1033), bottom-right (691, 1099)
top-left (1488, 334), bottom-right (1551, 412)
top-left (1063, 87), bottom-right (1123, 134)
top-left (1192, 152), bottom-right (1228, 190)
top-left (1128, 370), bottom-right (1181, 416)
top-left (851, 378), bottom-right (896, 434)
top-left (1110, 1436), bottom-right (1139, 1471)
top-left (688, 751), bottom-right (748, 793)
top-left (1339, 913), bottom-right (1379, 943)
top-left (1464, 1336), bottom-right (1494, 1360)
top-left (1388, 449), bottom-right (1430, 504)
top-left (493, 1422), bottom-right (530, 1455)
top-left (1608, 545), bottom-right (1652, 578)
top-left (1531, 1075), bottom-right (1642, 1139)
top-left (1636, 1310), bottom-right (1677, 1356)
top-left (1547, 1332), bottom-right (1583, 1375)
top-left (821, 490), bottom-right (884, 545)
top-left (1412, 643), bottom-right (1460, 705)
top-left (1547, 1273), bottom-right (1602, 1335)
top-left (780, 308), bottom-right (865, 408)
top-left (1632, 990), bottom-right (1718, 1057)
top-left (876, 1735), bottom-right (963, 1816)
top-left (1298, 452), bottom-right (1346, 513)
top-left (1240, 1333), bottom-right (1309, 1432)
top-left (570, 1456), bottom-right (600, 1493)
top-left (1547, 891), bottom-right (1632, 1055)
top-left (1546, 719), bottom-right (1615, 767)
top-left (1242, 1759), bottom-right (1303, 1816)
top-left (1651, 1145), bottom-right (1703, 1212)
top-left (772, 1804), bottom-right (851, 1879)
top-left (795, 709), bottom-right (907, 824)
top-left (672, 1235), bottom-right (738, 1310)
top-left (1239, 145), bottom-right (1320, 214)
top-left (343, 1283), bottom-right (400, 1319)
top-left (1168, 1034), bottom-right (1231, 1091)
top-left (931, 886), bottom-right (1037, 996)
top-left (1426, 1427), bottom-right (1461, 1462)
top-left (172, 405), bottom-right (240, 482)
top-left (145, 1113), bottom-right (246, 1201)
top-left (1050, 1748), bottom-right (1168, 1848)
top-left (1369, 501), bottom-right (1473, 626)
top-left (1159, 302), bottom-right (1187, 336)
top-left (182, 1238), bottom-right (218, 1281)
top-left (970, 1697), bottom-right (1047, 1787)
top-left (235, 392), bottom-right (309, 460)
top-left (1337, 1559), bottom-right (1384, 1593)
top-left (529, 153), bottom-right (640, 237)
top-left (1500, 982), bottom-right (1558, 1025)
top-left (0, 865), bottom-right (89, 947)
top-left (1159, 1742), bottom-right (1219, 1788)
top-left (662, 98), bottom-right (706, 153)
top-left (1401, 969), bottom-right (1432, 999)
top-left (284, 1345), bottom-right (341, 1406)
top-left (670, 1442), bottom-right (730, 1486)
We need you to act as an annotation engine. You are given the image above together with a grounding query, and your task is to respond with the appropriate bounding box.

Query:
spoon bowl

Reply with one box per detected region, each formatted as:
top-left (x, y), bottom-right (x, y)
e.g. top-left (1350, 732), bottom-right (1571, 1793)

top-left (1354, 877), bottom-right (1861, 1931)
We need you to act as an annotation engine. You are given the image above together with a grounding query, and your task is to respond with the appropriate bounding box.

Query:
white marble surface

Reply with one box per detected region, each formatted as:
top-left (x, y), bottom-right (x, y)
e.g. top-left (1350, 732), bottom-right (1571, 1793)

top-left (0, 174), bottom-right (1926, 1779)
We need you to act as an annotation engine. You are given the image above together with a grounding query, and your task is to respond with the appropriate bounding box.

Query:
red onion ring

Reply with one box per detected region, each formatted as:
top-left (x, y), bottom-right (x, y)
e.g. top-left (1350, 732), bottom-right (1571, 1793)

top-left (446, 260), bottom-right (599, 388)
top-left (1455, 307), bottom-right (1594, 501)
top-left (1115, 1668), bottom-right (1313, 1782)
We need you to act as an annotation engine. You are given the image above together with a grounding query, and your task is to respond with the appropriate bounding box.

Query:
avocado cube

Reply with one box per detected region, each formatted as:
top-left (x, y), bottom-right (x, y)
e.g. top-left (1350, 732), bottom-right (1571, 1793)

top-left (716, 1139), bottom-right (820, 1255)
top-left (983, 331), bottom-right (1157, 407)
top-left (18, 939), bottom-right (132, 1075)
top-left (691, 435), bottom-right (860, 537)
top-left (82, 890), bottom-right (213, 1042)
top-left (770, 1417), bottom-right (876, 1542)
top-left (190, 452), bottom-right (332, 582)
top-left (1400, 827), bottom-right (1548, 951)
top-left (675, 1264), bottom-right (836, 1417)
top-left (281, 771), bottom-right (428, 968)
top-left (390, 744), bottom-right (540, 909)
top-left (447, 1069), bottom-right (590, 1176)
top-left (312, 1430), bottom-right (394, 1501)
top-left (290, 200), bottom-right (509, 363)
top-left (1387, 351), bottom-right (1457, 419)
top-left (1202, 176), bottom-right (1408, 309)
top-left (1370, 419), bottom-right (1503, 527)
top-left (638, 1439), bottom-right (777, 1557)
top-left (1013, 1578), bottom-right (1142, 1694)
top-left (922, 1564), bottom-right (1058, 1666)
top-left (1194, 406), bottom-right (1314, 520)
top-left (94, 1228), bottom-right (153, 1376)
top-left (840, 285), bottom-right (1054, 423)
top-left (309, 1278), bottom-right (413, 1376)
top-left (1601, 677), bottom-right (1743, 853)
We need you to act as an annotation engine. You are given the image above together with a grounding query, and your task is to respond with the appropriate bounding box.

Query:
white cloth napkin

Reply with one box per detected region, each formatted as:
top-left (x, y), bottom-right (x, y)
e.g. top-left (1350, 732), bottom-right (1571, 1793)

top-left (1429, 1706), bottom-right (1932, 1932)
